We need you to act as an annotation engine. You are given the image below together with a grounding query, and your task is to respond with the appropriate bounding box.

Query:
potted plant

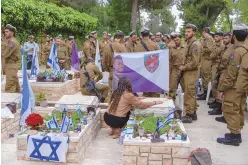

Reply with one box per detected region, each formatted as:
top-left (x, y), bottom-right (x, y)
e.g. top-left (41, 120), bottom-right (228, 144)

top-left (36, 92), bottom-right (47, 107)
top-left (25, 113), bottom-right (44, 130)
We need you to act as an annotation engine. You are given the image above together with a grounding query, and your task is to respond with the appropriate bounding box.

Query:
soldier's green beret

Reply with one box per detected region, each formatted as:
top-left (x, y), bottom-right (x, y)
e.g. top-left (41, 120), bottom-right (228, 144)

top-left (129, 31), bottom-right (137, 37)
top-left (5, 24), bottom-right (16, 32)
top-left (141, 27), bottom-right (150, 33)
top-left (91, 31), bottom-right (97, 35)
top-left (233, 24), bottom-right (248, 32)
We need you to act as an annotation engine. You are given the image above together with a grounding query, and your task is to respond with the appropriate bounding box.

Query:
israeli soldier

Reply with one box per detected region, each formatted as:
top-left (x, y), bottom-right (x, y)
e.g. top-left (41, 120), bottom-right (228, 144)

top-left (1, 28), bottom-right (8, 75)
top-left (3, 24), bottom-right (21, 93)
top-left (167, 33), bottom-right (176, 49)
top-left (126, 31), bottom-right (141, 52)
top-left (80, 57), bottom-right (109, 103)
top-left (217, 24), bottom-right (248, 146)
top-left (56, 36), bottom-right (69, 70)
top-left (43, 35), bottom-right (53, 68)
top-left (179, 24), bottom-right (202, 123)
top-left (100, 32), bottom-right (111, 56)
top-left (197, 27), bottom-right (214, 100)
top-left (65, 36), bottom-right (74, 69)
top-left (168, 33), bottom-right (186, 100)
top-left (211, 33), bottom-right (234, 119)
top-left (102, 30), bottom-right (127, 92)
top-left (207, 32), bottom-right (225, 114)
top-left (82, 35), bottom-right (95, 60)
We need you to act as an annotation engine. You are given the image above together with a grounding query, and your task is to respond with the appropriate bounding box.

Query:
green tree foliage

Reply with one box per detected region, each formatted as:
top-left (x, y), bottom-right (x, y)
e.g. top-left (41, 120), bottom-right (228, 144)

top-left (1, 0), bottom-right (97, 42)
top-left (178, 0), bottom-right (227, 31)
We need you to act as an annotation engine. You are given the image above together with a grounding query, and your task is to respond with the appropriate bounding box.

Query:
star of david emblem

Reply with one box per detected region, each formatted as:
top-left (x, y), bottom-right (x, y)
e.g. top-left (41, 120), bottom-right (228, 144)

top-left (30, 136), bottom-right (61, 161)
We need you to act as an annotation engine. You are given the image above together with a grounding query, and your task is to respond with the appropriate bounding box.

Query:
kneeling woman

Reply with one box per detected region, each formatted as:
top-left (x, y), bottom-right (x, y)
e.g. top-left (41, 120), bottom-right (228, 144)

top-left (104, 77), bottom-right (163, 138)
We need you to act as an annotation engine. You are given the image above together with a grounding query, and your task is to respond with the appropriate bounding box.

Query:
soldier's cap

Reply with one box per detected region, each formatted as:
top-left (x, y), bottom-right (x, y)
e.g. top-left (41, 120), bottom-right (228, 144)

top-left (115, 30), bottom-right (124, 37)
top-left (155, 32), bottom-right (162, 36)
top-left (28, 35), bottom-right (34, 39)
top-left (141, 27), bottom-right (150, 33)
top-left (69, 36), bottom-right (74, 40)
top-left (214, 31), bottom-right (223, 36)
top-left (233, 24), bottom-right (248, 32)
top-left (185, 23), bottom-right (197, 31)
top-left (129, 31), bottom-right (137, 37)
top-left (202, 27), bottom-right (210, 33)
top-left (91, 31), bottom-right (97, 35)
top-left (223, 32), bottom-right (232, 36)
top-left (107, 33), bottom-right (112, 37)
top-left (5, 24), bottom-right (16, 32)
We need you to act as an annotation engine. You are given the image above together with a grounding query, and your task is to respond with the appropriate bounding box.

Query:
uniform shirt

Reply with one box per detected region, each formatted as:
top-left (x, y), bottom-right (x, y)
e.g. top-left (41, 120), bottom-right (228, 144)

top-left (80, 62), bottom-right (103, 87)
top-left (43, 42), bottom-right (52, 56)
top-left (210, 41), bottom-right (225, 65)
top-left (102, 41), bottom-right (127, 73)
top-left (219, 43), bottom-right (248, 91)
top-left (23, 42), bottom-right (39, 56)
top-left (82, 40), bottom-right (95, 59)
top-left (57, 44), bottom-right (68, 60)
top-left (236, 46), bottom-right (248, 93)
top-left (135, 37), bottom-right (160, 52)
top-left (1, 37), bottom-right (8, 56)
top-left (201, 34), bottom-right (214, 60)
top-left (3, 38), bottom-right (20, 65)
top-left (107, 92), bottom-right (154, 117)
top-left (183, 37), bottom-right (202, 71)
top-left (99, 40), bottom-right (111, 55)
top-left (167, 40), bottom-right (175, 49)
top-left (126, 40), bottom-right (140, 52)
top-left (169, 45), bottom-right (186, 68)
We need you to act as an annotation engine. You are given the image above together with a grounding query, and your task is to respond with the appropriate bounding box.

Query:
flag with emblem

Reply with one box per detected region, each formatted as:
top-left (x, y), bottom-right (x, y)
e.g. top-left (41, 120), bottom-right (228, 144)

top-left (46, 115), bottom-right (59, 129)
top-left (47, 42), bottom-right (60, 71)
top-left (113, 50), bottom-right (169, 92)
top-left (30, 46), bottom-right (40, 77)
top-left (95, 40), bottom-right (102, 72)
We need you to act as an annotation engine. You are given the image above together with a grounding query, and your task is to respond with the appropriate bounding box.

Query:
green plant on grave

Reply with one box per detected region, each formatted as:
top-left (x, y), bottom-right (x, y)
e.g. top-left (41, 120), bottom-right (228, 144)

top-left (35, 92), bottom-right (47, 105)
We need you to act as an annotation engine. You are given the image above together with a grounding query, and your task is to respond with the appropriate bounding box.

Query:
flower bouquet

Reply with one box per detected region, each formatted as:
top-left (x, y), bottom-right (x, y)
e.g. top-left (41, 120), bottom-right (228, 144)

top-left (25, 113), bottom-right (44, 130)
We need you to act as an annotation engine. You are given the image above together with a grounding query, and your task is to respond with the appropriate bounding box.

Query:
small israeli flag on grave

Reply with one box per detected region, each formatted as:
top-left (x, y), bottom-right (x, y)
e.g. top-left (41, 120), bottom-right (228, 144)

top-left (76, 104), bottom-right (83, 115)
top-left (46, 115), bottom-right (59, 129)
top-left (60, 116), bottom-right (72, 133)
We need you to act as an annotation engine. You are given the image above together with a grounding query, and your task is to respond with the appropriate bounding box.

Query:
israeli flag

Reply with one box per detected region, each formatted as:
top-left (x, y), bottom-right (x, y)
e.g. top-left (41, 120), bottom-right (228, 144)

top-left (47, 42), bottom-right (60, 71)
top-left (30, 46), bottom-right (40, 77)
top-left (76, 104), bottom-right (83, 115)
top-left (60, 116), bottom-right (71, 133)
top-left (20, 48), bottom-right (35, 126)
top-left (46, 115), bottom-right (59, 129)
top-left (95, 40), bottom-right (102, 72)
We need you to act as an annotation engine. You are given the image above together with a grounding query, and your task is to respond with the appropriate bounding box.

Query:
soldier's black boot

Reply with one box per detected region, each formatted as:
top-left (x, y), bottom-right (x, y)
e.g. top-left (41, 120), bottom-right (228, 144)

top-left (215, 116), bottom-right (227, 123)
top-left (225, 133), bottom-right (242, 143)
top-left (217, 133), bottom-right (240, 146)
top-left (192, 111), bottom-right (197, 121)
top-left (208, 104), bottom-right (222, 115)
top-left (209, 102), bottom-right (221, 109)
top-left (181, 114), bottom-right (193, 123)
top-left (197, 90), bottom-right (207, 100)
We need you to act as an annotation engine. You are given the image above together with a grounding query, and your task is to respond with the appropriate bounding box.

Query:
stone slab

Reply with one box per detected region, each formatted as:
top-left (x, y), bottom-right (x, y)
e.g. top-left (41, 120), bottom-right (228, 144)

top-left (1, 93), bottom-right (21, 108)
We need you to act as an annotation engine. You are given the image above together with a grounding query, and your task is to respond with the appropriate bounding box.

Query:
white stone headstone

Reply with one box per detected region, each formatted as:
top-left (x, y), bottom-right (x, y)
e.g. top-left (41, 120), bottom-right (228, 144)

top-left (1, 93), bottom-right (21, 108)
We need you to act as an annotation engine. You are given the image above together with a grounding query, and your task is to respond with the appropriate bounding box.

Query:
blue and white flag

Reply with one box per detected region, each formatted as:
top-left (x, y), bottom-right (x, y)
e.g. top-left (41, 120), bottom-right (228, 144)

top-left (60, 116), bottom-right (71, 133)
top-left (113, 50), bottom-right (169, 92)
top-left (47, 42), bottom-right (60, 71)
top-left (76, 104), bottom-right (83, 115)
top-left (95, 40), bottom-right (102, 72)
top-left (20, 48), bottom-right (35, 126)
top-left (233, 0), bottom-right (238, 3)
top-left (30, 46), bottom-right (40, 77)
top-left (46, 115), bottom-right (59, 129)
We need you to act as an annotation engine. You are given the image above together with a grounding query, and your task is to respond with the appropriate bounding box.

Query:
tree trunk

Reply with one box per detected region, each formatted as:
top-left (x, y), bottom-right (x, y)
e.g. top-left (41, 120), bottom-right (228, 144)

top-left (131, 0), bottom-right (139, 31)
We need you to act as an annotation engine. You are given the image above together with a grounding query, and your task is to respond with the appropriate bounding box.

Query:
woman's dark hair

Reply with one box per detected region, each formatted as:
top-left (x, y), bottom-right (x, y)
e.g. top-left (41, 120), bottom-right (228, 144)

top-left (109, 77), bottom-right (132, 113)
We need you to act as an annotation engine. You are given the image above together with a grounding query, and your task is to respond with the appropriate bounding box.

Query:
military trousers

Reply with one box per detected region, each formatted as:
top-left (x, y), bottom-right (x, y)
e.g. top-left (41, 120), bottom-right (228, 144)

top-left (1, 55), bottom-right (6, 75)
top-left (182, 70), bottom-right (197, 115)
top-left (81, 83), bottom-right (110, 99)
top-left (200, 59), bottom-right (212, 90)
top-left (211, 63), bottom-right (219, 99)
top-left (5, 64), bottom-right (20, 93)
top-left (169, 67), bottom-right (181, 100)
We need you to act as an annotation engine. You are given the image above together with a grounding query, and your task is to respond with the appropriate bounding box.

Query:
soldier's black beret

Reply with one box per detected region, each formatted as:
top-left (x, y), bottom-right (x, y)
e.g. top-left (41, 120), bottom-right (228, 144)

top-left (5, 24), bottom-right (16, 32)
top-left (115, 30), bottom-right (124, 37)
top-left (233, 24), bottom-right (248, 32)
top-left (141, 27), bottom-right (150, 33)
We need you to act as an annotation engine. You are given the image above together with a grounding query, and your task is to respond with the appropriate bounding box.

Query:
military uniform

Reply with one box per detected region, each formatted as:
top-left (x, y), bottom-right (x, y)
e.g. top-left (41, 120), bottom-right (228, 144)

top-left (82, 40), bottom-right (95, 59)
top-left (168, 44), bottom-right (186, 100)
top-left (57, 44), bottom-right (69, 70)
top-left (80, 62), bottom-right (109, 99)
top-left (4, 38), bottom-right (21, 93)
top-left (200, 33), bottom-right (214, 96)
top-left (136, 37), bottom-right (160, 52)
top-left (102, 41), bottom-right (127, 91)
top-left (217, 24), bottom-right (248, 146)
top-left (100, 40), bottom-right (111, 55)
top-left (1, 37), bottom-right (8, 75)
top-left (65, 42), bottom-right (72, 69)
top-left (210, 41), bottom-right (225, 99)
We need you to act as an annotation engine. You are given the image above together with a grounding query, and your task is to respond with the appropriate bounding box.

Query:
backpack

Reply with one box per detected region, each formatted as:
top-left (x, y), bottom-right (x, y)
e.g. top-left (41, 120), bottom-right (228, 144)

top-left (189, 148), bottom-right (212, 165)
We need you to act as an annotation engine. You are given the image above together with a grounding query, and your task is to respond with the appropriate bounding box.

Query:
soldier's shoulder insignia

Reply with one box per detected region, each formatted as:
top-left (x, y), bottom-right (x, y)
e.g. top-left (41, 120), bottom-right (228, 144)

top-left (9, 41), bottom-right (15, 47)
top-left (193, 43), bottom-right (198, 54)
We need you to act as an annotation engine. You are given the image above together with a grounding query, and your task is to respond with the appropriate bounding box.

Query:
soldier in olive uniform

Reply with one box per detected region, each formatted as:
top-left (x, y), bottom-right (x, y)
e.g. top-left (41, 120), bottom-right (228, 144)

top-left (3, 24), bottom-right (21, 93)
top-left (168, 33), bottom-right (186, 100)
top-left (82, 35), bottom-right (95, 60)
top-left (126, 31), bottom-right (140, 52)
top-left (217, 24), bottom-right (248, 146)
top-left (198, 27), bottom-right (215, 100)
top-left (102, 30), bottom-right (127, 92)
top-left (65, 36), bottom-right (74, 69)
top-left (100, 32), bottom-right (111, 56)
top-left (179, 24), bottom-right (202, 123)
top-left (208, 32), bottom-right (225, 114)
top-left (43, 35), bottom-right (53, 68)
top-left (211, 33), bottom-right (234, 120)
top-left (80, 57), bottom-right (109, 103)
top-left (56, 36), bottom-right (69, 70)
top-left (1, 28), bottom-right (8, 75)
